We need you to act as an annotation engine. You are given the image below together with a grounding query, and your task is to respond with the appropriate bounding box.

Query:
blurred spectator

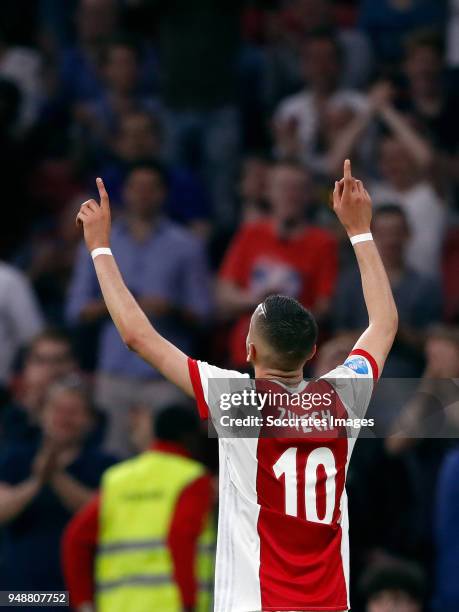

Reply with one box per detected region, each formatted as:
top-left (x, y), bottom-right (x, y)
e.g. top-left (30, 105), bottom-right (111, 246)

top-left (273, 29), bottom-right (367, 165)
top-left (359, 558), bottom-right (425, 612)
top-left (334, 204), bottom-right (442, 377)
top-left (358, 0), bottom-right (446, 64)
top-left (14, 199), bottom-right (83, 324)
top-left (59, 0), bottom-right (119, 104)
top-left (0, 29), bottom-right (44, 130)
top-left (238, 154), bottom-right (271, 224)
top-left (63, 404), bottom-right (214, 612)
top-left (0, 261), bottom-right (44, 387)
top-left (96, 110), bottom-right (211, 234)
top-left (217, 161), bottom-right (337, 368)
top-left (371, 134), bottom-right (446, 277)
top-left (1, 330), bottom-right (77, 449)
top-left (305, 80), bottom-right (429, 182)
top-left (262, 0), bottom-right (373, 111)
top-left (74, 36), bottom-right (159, 152)
top-left (0, 377), bottom-right (117, 598)
top-left (156, 0), bottom-right (243, 226)
top-left (66, 162), bottom-right (212, 454)
top-left (403, 30), bottom-right (459, 193)
top-left (387, 325), bottom-right (459, 447)
top-left (434, 443), bottom-right (459, 611)
top-left (383, 327), bottom-right (459, 576)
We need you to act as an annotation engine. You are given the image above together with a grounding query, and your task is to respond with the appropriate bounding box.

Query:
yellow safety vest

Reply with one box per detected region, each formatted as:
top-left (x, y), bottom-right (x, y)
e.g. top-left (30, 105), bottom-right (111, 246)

top-left (95, 449), bottom-right (215, 612)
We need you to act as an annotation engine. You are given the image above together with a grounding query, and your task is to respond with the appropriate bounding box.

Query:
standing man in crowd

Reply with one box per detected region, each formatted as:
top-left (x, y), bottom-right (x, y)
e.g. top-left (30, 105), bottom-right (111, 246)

top-left (217, 161), bottom-right (337, 368)
top-left (67, 161), bottom-right (212, 454)
top-left (63, 405), bottom-right (215, 612)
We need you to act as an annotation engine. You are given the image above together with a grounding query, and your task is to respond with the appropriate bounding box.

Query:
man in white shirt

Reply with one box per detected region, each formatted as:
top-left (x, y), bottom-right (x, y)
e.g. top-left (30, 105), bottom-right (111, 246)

top-left (0, 261), bottom-right (44, 384)
top-left (273, 30), bottom-right (367, 163)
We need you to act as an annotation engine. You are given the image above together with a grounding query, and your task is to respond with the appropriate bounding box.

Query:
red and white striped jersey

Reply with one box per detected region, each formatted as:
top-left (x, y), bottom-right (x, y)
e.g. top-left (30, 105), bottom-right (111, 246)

top-left (188, 350), bottom-right (378, 612)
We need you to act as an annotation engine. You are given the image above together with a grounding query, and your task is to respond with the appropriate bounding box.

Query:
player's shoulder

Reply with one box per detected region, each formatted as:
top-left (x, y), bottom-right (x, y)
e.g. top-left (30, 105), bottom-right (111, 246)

top-left (191, 358), bottom-right (250, 381)
top-left (321, 350), bottom-right (377, 382)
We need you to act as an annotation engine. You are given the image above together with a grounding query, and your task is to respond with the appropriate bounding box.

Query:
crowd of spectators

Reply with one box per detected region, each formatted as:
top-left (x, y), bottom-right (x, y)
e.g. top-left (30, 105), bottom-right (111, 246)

top-left (0, 0), bottom-right (459, 610)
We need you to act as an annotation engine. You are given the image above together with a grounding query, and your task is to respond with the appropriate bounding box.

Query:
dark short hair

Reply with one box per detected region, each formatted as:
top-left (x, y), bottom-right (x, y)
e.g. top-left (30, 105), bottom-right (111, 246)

top-left (303, 27), bottom-right (343, 60)
top-left (27, 328), bottom-right (72, 357)
top-left (126, 159), bottom-right (169, 189)
top-left (373, 203), bottom-right (409, 225)
top-left (405, 29), bottom-right (445, 59)
top-left (256, 295), bottom-right (318, 368)
top-left (154, 404), bottom-right (201, 442)
top-left (373, 202), bottom-right (410, 232)
top-left (359, 559), bottom-right (425, 604)
top-left (104, 34), bottom-right (142, 63)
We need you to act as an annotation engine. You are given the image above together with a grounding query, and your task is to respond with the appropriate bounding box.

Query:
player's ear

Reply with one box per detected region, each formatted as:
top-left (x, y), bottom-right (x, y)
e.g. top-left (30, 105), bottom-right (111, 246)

top-left (247, 342), bottom-right (256, 364)
top-left (307, 344), bottom-right (317, 361)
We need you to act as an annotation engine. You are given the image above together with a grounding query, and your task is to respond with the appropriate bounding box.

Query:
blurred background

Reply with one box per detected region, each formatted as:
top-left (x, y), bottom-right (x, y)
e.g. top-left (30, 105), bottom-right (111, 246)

top-left (0, 0), bottom-right (458, 610)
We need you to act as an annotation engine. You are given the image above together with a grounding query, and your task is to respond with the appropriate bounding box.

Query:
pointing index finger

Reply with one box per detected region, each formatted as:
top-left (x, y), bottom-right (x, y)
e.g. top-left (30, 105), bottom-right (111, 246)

top-left (96, 177), bottom-right (109, 209)
top-left (344, 159), bottom-right (352, 181)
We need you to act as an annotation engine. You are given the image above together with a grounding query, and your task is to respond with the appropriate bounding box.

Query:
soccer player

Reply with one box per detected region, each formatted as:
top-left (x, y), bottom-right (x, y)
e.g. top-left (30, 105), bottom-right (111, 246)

top-left (76, 160), bottom-right (398, 612)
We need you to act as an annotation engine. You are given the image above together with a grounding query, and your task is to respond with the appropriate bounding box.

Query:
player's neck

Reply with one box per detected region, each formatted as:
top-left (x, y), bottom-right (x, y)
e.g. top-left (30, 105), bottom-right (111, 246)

top-left (254, 366), bottom-right (304, 386)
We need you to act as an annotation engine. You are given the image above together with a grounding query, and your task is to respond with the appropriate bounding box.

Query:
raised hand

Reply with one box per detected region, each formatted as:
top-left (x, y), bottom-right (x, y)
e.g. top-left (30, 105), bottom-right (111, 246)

top-left (76, 178), bottom-right (111, 252)
top-left (332, 159), bottom-right (372, 237)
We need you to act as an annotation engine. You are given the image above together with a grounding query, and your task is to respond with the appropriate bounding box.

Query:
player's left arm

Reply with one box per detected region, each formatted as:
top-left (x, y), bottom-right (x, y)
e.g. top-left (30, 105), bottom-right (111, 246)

top-left (76, 179), bottom-right (193, 397)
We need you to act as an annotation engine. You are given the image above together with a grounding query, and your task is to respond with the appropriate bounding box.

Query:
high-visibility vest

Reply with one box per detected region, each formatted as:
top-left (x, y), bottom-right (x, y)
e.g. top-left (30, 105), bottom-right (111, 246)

top-left (95, 450), bottom-right (215, 612)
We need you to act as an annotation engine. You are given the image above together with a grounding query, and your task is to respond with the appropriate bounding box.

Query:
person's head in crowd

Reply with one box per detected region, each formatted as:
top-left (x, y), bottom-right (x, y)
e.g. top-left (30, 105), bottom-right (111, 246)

top-left (76, 0), bottom-right (118, 46)
top-left (313, 333), bottom-right (355, 377)
top-left (123, 161), bottom-right (168, 220)
top-left (404, 30), bottom-right (444, 99)
top-left (128, 404), bottom-right (154, 454)
top-left (114, 111), bottom-right (160, 162)
top-left (268, 161), bottom-right (311, 230)
top-left (40, 377), bottom-right (94, 449)
top-left (154, 404), bottom-right (202, 458)
top-left (239, 154), bottom-right (271, 223)
top-left (424, 325), bottom-right (459, 378)
top-left (360, 558), bottom-right (425, 612)
top-left (378, 135), bottom-right (420, 191)
top-left (103, 37), bottom-right (141, 96)
top-left (23, 330), bottom-right (76, 391)
top-left (301, 29), bottom-right (342, 95)
top-left (372, 204), bottom-right (410, 270)
top-left (288, 0), bottom-right (332, 34)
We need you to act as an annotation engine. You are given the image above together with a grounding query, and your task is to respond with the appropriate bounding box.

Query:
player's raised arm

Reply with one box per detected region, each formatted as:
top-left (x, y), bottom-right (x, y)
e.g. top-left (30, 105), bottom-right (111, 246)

top-left (332, 160), bottom-right (398, 377)
top-left (76, 178), bottom-right (193, 396)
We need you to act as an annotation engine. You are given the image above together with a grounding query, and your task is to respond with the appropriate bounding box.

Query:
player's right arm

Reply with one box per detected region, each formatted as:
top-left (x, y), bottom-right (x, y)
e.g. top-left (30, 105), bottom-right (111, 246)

top-left (333, 160), bottom-right (398, 377)
top-left (76, 179), bottom-right (193, 397)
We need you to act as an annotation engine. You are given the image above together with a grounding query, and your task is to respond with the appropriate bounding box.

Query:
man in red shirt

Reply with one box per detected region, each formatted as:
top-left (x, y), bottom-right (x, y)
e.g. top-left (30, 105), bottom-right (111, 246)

top-left (62, 405), bottom-right (214, 612)
top-left (217, 161), bottom-right (338, 367)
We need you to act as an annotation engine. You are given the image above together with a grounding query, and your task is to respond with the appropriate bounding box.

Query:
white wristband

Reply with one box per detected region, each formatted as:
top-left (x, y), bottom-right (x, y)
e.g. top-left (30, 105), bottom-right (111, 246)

top-left (350, 233), bottom-right (373, 246)
top-left (91, 247), bottom-right (112, 260)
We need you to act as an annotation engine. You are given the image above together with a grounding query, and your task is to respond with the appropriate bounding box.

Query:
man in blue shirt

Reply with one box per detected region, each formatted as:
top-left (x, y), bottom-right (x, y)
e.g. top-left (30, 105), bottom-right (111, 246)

top-left (66, 161), bottom-right (212, 454)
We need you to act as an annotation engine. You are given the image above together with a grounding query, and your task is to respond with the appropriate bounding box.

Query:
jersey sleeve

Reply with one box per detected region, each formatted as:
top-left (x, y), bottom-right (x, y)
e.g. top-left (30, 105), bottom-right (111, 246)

top-left (321, 348), bottom-right (378, 419)
top-left (187, 358), bottom-right (250, 420)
